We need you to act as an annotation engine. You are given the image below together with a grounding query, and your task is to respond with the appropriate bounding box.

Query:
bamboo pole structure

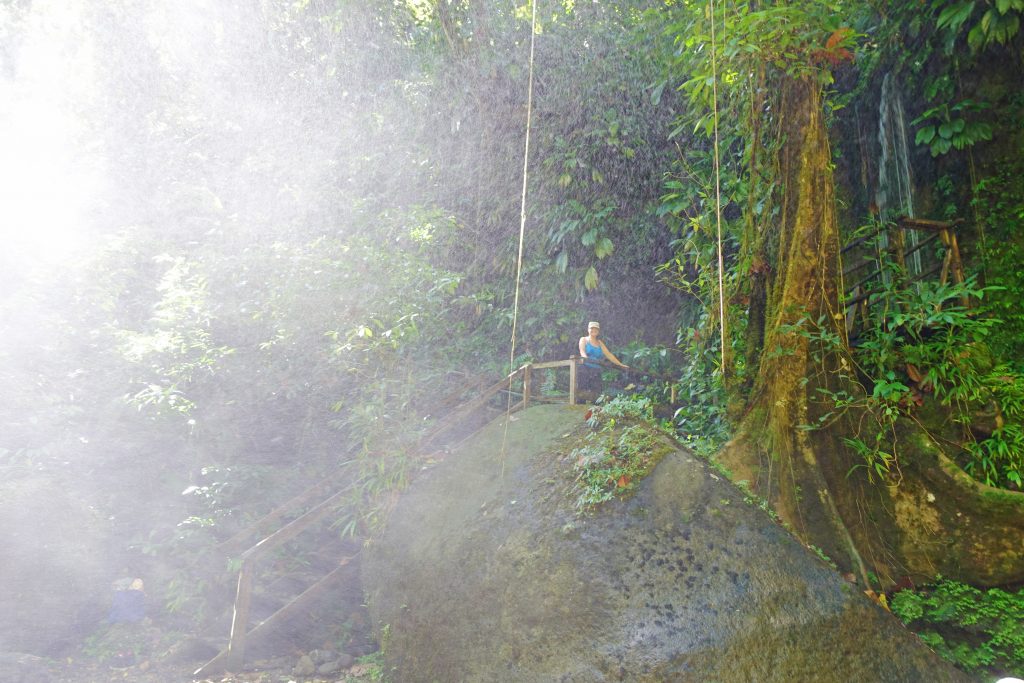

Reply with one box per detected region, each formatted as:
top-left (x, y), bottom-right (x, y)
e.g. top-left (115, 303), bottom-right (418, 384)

top-left (224, 559), bottom-right (254, 671)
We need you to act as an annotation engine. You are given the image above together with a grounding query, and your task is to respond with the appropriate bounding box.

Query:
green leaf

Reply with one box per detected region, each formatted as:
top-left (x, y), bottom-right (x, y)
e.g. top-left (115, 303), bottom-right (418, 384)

top-left (555, 251), bottom-right (568, 273)
top-left (982, 7), bottom-right (996, 32)
top-left (650, 80), bottom-right (666, 106)
top-left (594, 237), bottom-right (614, 260)
top-left (938, 122), bottom-right (954, 139)
top-left (584, 266), bottom-right (599, 291)
top-left (932, 138), bottom-right (953, 156)
top-left (916, 126), bottom-right (937, 145)
top-left (581, 229), bottom-right (597, 247)
top-left (936, 1), bottom-right (976, 32)
top-left (967, 21), bottom-right (986, 50)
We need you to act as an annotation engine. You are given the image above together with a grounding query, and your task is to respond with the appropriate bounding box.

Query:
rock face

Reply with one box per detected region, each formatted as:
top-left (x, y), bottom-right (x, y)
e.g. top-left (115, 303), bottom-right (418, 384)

top-left (364, 405), bottom-right (970, 682)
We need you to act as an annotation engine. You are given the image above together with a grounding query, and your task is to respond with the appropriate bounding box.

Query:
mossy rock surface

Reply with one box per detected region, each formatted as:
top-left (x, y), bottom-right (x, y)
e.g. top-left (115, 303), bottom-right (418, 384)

top-left (364, 405), bottom-right (969, 682)
top-left (882, 423), bottom-right (1024, 585)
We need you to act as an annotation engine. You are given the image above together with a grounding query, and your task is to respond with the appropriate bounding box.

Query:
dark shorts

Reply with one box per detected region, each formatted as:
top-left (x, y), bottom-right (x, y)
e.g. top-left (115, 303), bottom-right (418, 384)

top-left (578, 365), bottom-right (603, 394)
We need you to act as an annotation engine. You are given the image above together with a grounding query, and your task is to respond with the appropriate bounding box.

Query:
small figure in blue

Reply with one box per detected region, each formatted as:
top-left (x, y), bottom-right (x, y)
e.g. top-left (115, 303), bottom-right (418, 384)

top-left (577, 321), bottom-right (628, 398)
top-left (109, 577), bottom-right (146, 624)
top-left (105, 577), bottom-right (147, 669)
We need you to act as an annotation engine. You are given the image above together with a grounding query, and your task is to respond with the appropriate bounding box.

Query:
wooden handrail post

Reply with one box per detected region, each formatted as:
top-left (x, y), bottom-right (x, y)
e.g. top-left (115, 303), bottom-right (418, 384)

top-left (569, 358), bottom-right (577, 405)
top-left (522, 364), bottom-right (531, 409)
top-left (226, 559), bottom-right (255, 671)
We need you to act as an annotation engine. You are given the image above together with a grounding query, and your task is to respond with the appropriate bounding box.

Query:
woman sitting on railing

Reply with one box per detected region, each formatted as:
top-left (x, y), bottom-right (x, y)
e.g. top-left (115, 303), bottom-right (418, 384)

top-left (577, 321), bottom-right (628, 398)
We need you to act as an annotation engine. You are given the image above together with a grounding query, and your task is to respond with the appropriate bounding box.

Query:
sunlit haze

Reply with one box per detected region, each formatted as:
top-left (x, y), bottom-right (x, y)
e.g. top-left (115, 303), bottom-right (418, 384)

top-left (0, 1), bottom-right (101, 268)
top-left (2, 1), bottom-right (1022, 681)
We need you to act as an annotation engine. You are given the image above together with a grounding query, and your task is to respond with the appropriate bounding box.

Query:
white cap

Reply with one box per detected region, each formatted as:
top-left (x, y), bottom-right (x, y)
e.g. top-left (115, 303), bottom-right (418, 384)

top-left (588, 321), bottom-right (600, 329)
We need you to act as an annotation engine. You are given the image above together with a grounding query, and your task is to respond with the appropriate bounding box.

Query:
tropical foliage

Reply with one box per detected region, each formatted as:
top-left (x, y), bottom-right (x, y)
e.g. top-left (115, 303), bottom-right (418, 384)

top-left (1, 0), bottom-right (1023, 677)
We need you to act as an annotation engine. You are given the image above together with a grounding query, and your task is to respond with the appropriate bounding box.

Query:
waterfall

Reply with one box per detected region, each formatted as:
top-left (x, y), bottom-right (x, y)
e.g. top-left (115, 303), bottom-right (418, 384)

top-left (875, 72), bottom-right (921, 275)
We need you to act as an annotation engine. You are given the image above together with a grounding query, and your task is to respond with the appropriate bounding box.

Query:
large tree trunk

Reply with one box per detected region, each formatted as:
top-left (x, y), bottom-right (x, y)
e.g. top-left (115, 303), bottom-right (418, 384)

top-left (719, 75), bottom-right (1024, 588)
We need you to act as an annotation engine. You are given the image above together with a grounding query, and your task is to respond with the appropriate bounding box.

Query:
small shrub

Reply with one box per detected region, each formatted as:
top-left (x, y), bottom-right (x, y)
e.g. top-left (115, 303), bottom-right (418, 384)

top-left (891, 579), bottom-right (1024, 675)
top-left (570, 395), bottom-right (668, 515)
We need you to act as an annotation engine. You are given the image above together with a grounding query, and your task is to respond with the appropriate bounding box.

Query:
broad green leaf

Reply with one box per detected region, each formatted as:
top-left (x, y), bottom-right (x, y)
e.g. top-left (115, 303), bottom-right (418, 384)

top-left (932, 138), bottom-right (953, 156)
top-left (916, 126), bottom-right (937, 145)
top-left (936, 1), bottom-right (976, 32)
top-left (594, 237), bottom-right (614, 260)
top-left (981, 7), bottom-right (996, 32)
top-left (584, 266), bottom-right (599, 291)
top-left (967, 21), bottom-right (986, 50)
top-left (556, 251), bottom-right (568, 273)
top-left (581, 229), bottom-right (597, 247)
top-left (992, 12), bottom-right (1020, 41)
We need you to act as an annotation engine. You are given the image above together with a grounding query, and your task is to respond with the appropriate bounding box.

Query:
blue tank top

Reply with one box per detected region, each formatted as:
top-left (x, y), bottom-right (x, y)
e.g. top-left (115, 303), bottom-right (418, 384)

top-left (584, 340), bottom-right (604, 368)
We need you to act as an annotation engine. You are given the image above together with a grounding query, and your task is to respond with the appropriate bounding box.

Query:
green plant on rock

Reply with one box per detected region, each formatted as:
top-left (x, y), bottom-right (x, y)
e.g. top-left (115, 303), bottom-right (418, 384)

top-left (964, 369), bottom-right (1024, 487)
top-left (594, 394), bottom-right (656, 422)
top-left (351, 650), bottom-right (388, 681)
top-left (661, 324), bottom-right (731, 458)
top-left (570, 395), bottom-right (667, 515)
top-left (891, 578), bottom-right (1024, 675)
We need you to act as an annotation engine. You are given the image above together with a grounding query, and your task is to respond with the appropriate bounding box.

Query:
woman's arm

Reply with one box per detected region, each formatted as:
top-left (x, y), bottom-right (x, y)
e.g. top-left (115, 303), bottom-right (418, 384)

top-left (600, 341), bottom-right (628, 368)
top-left (578, 336), bottom-right (589, 358)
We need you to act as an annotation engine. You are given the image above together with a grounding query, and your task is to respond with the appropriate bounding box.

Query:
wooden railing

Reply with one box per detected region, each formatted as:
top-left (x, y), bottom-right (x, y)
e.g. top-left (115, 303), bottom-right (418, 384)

top-left (194, 357), bottom-right (585, 675)
top-left (843, 216), bottom-right (968, 335)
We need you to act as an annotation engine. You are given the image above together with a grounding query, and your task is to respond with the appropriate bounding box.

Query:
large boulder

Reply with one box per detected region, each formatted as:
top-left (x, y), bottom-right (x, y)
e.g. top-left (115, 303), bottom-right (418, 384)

top-left (364, 405), bottom-right (969, 682)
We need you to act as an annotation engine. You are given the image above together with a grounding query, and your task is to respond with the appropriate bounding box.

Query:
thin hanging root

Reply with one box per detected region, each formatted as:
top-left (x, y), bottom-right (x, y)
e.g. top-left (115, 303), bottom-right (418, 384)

top-left (499, 0), bottom-right (538, 477)
top-left (709, 0), bottom-right (727, 377)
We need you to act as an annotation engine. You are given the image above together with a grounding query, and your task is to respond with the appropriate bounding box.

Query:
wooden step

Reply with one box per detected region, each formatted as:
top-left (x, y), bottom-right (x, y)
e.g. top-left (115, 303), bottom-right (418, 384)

top-left (194, 563), bottom-right (350, 675)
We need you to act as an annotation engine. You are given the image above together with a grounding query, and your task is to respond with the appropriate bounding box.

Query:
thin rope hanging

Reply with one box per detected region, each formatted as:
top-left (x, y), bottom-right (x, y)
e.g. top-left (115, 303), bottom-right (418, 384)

top-left (508, 0), bottom-right (537, 379)
top-left (499, 0), bottom-right (538, 474)
top-left (709, 0), bottom-right (727, 375)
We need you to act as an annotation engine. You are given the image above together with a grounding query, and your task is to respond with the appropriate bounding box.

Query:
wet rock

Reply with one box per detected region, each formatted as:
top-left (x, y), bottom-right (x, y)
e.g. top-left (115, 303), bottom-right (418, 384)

top-left (336, 652), bottom-right (355, 669)
top-left (292, 653), bottom-right (316, 676)
top-left (318, 659), bottom-right (341, 675)
top-left (0, 653), bottom-right (51, 683)
top-left (310, 648), bottom-right (337, 664)
top-left (364, 405), bottom-right (972, 683)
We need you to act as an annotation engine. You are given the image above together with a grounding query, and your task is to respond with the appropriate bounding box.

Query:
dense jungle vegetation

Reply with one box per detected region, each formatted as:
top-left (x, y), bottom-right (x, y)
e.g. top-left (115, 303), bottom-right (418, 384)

top-left (1, 0), bottom-right (1022, 679)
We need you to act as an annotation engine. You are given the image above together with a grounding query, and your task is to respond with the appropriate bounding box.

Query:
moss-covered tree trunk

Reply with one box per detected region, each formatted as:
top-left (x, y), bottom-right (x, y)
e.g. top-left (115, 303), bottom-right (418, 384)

top-left (719, 75), bottom-right (1024, 588)
top-left (721, 75), bottom-right (868, 581)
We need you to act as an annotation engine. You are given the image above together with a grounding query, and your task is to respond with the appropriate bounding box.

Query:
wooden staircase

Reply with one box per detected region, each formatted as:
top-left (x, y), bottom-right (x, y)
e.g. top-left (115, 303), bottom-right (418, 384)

top-left (842, 216), bottom-right (969, 337)
top-left (194, 359), bottom-right (583, 675)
